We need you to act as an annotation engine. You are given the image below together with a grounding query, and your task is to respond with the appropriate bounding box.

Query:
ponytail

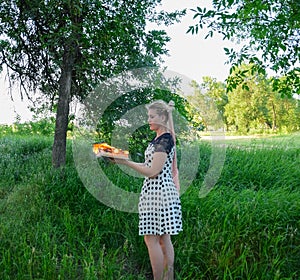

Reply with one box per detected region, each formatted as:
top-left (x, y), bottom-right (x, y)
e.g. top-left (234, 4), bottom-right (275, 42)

top-left (168, 101), bottom-right (180, 193)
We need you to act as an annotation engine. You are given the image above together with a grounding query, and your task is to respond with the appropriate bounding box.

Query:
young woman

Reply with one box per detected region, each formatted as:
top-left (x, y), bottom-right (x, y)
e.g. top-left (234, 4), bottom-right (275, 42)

top-left (114, 100), bottom-right (182, 280)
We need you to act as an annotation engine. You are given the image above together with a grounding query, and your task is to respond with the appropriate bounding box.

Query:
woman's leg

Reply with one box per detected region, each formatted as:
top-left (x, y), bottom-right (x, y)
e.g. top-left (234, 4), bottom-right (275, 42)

top-left (144, 235), bottom-right (164, 280)
top-left (159, 234), bottom-right (174, 280)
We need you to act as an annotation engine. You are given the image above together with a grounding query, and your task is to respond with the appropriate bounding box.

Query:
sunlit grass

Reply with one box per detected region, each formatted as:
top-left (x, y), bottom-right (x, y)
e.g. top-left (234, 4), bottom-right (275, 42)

top-left (202, 131), bottom-right (300, 150)
top-left (0, 134), bottom-right (299, 279)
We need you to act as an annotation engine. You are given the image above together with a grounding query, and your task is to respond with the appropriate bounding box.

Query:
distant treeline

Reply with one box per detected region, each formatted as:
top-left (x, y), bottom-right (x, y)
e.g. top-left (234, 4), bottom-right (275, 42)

top-left (189, 65), bottom-right (300, 134)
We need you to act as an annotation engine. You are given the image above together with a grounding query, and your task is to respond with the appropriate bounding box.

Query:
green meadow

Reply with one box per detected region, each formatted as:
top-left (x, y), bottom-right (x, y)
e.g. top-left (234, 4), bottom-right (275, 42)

top-left (0, 134), bottom-right (299, 279)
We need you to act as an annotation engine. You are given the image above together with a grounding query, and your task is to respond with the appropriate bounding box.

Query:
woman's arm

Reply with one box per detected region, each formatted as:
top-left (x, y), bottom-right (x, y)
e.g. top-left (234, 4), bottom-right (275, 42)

top-left (114, 152), bottom-right (167, 178)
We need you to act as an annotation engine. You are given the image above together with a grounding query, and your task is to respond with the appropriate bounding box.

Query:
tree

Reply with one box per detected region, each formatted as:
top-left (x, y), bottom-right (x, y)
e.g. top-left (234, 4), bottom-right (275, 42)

top-left (199, 76), bottom-right (228, 127)
top-left (187, 79), bottom-right (225, 132)
top-left (0, 0), bottom-right (185, 167)
top-left (273, 90), bottom-right (300, 132)
top-left (224, 64), bottom-right (271, 132)
top-left (224, 64), bottom-right (300, 133)
top-left (188, 0), bottom-right (300, 97)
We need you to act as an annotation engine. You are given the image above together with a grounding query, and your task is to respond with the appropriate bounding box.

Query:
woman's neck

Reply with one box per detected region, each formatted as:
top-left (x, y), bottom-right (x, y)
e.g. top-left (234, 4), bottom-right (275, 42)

top-left (155, 127), bottom-right (168, 138)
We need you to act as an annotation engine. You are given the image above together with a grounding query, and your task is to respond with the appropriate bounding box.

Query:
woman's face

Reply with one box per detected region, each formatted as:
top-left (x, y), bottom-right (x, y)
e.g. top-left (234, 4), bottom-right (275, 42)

top-left (147, 109), bottom-right (166, 131)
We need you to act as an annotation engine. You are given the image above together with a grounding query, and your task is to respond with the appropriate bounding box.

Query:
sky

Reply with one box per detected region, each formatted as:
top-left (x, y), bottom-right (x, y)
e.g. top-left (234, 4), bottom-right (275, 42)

top-left (157, 0), bottom-right (234, 82)
top-left (0, 0), bottom-right (236, 125)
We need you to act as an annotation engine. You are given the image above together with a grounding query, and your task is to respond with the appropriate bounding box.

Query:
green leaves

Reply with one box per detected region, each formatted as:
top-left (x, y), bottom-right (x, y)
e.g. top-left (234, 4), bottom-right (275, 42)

top-left (0, 0), bottom-right (186, 166)
top-left (189, 0), bottom-right (300, 97)
top-left (224, 63), bottom-right (300, 133)
top-left (0, 0), bottom-right (185, 99)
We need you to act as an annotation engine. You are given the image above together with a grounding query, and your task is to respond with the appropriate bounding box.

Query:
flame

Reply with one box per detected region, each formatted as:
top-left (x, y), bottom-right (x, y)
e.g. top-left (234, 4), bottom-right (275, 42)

top-left (92, 142), bottom-right (129, 157)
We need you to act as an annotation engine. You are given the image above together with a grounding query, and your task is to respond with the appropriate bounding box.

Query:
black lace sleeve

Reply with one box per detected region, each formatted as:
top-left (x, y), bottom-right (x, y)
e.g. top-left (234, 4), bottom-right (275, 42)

top-left (152, 133), bottom-right (174, 154)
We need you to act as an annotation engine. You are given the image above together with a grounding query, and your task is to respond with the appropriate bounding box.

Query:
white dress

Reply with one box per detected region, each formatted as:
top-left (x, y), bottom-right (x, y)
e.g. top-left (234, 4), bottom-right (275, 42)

top-left (138, 133), bottom-right (182, 236)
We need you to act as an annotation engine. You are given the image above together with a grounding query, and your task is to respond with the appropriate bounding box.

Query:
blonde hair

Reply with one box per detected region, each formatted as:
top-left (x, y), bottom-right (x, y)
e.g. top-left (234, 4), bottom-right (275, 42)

top-left (146, 100), bottom-right (170, 123)
top-left (146, 99), bottom-right (179, 190)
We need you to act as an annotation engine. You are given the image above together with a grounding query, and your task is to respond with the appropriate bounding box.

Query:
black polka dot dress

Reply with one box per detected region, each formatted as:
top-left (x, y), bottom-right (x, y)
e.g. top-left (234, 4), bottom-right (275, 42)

top-left (138, 133), bottom-right (182, 236)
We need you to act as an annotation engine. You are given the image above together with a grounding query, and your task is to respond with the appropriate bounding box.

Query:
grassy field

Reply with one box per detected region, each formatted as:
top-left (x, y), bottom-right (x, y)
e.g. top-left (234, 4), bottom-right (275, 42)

top-left (0, 133), bottom-right (299, 279)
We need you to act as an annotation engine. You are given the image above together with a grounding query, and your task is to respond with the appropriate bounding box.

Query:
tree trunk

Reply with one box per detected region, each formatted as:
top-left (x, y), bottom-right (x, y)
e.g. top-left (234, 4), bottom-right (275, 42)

top-left (52, 47), bottom-right (75, 168)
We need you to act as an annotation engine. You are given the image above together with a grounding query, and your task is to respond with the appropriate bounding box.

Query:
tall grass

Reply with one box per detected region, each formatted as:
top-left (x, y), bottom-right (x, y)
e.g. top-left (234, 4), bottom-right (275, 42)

top-left (0, 134), bottom-right (299, 279)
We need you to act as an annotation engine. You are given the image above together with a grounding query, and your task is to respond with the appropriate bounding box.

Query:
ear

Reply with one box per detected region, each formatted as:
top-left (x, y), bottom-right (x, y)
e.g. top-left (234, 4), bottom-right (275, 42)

top-left (161, 114), bottom-right (167, 123)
